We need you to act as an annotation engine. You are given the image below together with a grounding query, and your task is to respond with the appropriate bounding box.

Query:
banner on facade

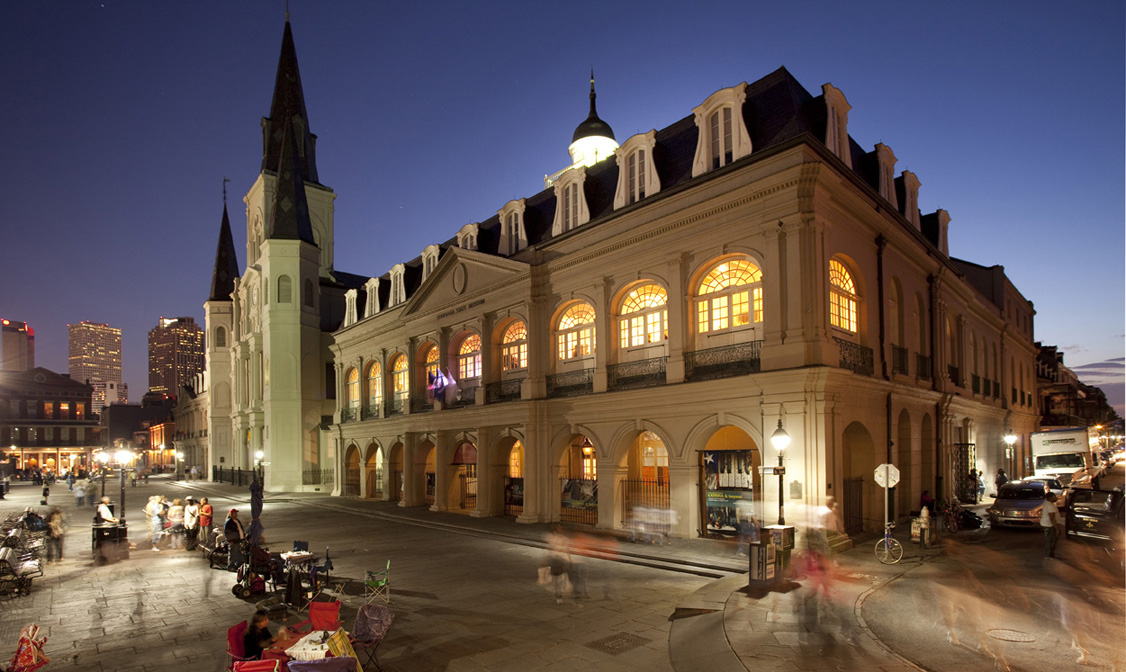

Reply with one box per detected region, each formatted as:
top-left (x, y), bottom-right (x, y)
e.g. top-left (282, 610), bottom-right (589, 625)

top-left (702, 451), bottom-right (754, 490)
top-left (560, 478), bottom-right (598, 510)
top-left (702, 450), bottom-right (755, 537)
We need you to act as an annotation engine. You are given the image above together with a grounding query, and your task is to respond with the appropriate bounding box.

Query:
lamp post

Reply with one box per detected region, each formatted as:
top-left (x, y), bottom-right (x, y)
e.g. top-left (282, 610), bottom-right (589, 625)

top-left (176, 451), bottom-right (184, 481)
top-left (770, 420), bottom-right (791, 525)
top-left (114, 449), bottom-right (133, 524)
top-left (96, 450), bottom-right (109, 497)
top-left (1003, 430), bottom-right (1017, 478)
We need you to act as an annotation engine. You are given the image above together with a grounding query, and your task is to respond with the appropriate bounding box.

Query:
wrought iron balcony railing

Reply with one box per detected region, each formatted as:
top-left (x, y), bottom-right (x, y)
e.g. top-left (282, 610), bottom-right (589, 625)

top-left (684, 341), bottom-right (762, 382)
top-left (607, 357), bottom-right (667, 391)
top-left (835, 338), bottom-right (874, 377)
top-left (916, 353), bottom-right (932, 381)
top-left (486, 378), bottom-right (523, 404)
top-left (547, 369), bottom-right (594, 398)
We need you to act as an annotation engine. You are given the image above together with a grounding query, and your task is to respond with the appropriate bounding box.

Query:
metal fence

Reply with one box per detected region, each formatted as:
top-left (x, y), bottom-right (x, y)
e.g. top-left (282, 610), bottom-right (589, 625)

top-left (620, 478), bottom-right (670, 537)
top-left (607, 357), bottom-right (667, 391)
top-left (560, 478), bottom-right (598, 525)
top-left (835, 338), bottom-right (874, 377)
top-left (503, 476), bottom-right (524, 517)
top-left (486, 378), bottom-right (523, 404)
top-left (212, 466), bottom-right (255, 487)
top-left (302, 469), bottom-right (334, 486)
top-left (684, 341), bottom-right (762, 381)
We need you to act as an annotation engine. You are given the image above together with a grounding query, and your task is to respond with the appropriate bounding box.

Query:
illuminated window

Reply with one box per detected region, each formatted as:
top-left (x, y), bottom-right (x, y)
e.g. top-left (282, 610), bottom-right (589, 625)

top-left (580, 438), bottom-right (598, 479)
top-left (640, 431), bottom-right (669, 484)
top-left (829, 259), bottom-right (858, 333)
top-left (391, 355), bottom-right (409, 401)
top-left (43, 402), bottom-right (53, 419)
top-left (509, 441), bottom-right (524, 478)
top-left (423, 345), bottom-right (439, 380)
top-left (709, 107), bottom-right (734, 169)
top-left (556, 302), bottom-right (596, 361)
top-left (458, 335), bottom-right (482, 380)
top-left (365, 362), bottom-right (383, 409)
top-left (618, 284), bottom-right (668, 348)
top-left (346, 368), bottom-right (359, 409)
top-left (502, 321), bottom-right (528, 371)
top-left (75, 403), bottom-right (84, 420)
top-left (696, 259), bottom-right (763, 334)
top-left (59, 402), bottom-right (69, 419)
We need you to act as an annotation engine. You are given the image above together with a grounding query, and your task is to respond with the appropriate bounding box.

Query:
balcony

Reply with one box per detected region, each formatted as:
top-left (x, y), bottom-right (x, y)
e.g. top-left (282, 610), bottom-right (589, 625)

top-left (947, 365), bottom-right (960, 387)
top-left (835, 338), bottom-right (874, 377)
top-left (972, 374), bottom-right (981, 395)
top-left (891, 345), bottom-right (909, 375)
top-left (446, 384), bottom-right (478, 409)
top-left (340, 407), bottom-right (356, 422)
top-left (384, 398), bottom-right (405, 417)
top-left (684, 341), bottom-right (762, 382)
top-left (486, 378), bottom-right (523, 404)
top-left (410, 394), bottom-right (433, 414)
top-left (547, 369), bottom-right (594, 398)
top-left (916, 353), bottom-right (932, 381)
top-left (608, 356), bottom-right (668, 392)
top-left (361, 404), bottom-right (380, 420)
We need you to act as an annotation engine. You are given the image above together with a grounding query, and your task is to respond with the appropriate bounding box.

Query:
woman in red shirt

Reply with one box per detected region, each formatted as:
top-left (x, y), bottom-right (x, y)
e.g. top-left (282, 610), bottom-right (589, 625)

top-left (199, 497), bottom-right (214, 545)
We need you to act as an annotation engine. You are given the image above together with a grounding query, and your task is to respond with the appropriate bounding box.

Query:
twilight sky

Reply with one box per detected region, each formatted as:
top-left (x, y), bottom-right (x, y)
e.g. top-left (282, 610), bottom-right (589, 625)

top-left (1, 1), bottom-right (1123, 413)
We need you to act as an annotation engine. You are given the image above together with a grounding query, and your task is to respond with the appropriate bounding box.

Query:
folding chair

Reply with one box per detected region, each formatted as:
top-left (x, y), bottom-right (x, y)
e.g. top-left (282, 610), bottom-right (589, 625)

top-left (291, 599), bottom-right (342, 634)
top-left (364, 559), bottom-right (391, 604)
top-left (226, 621), bottom-right (254, 671)
top-left (232, 661), bottom-right (280, 672)
top-left (351, 603), bottom-right (394, 672)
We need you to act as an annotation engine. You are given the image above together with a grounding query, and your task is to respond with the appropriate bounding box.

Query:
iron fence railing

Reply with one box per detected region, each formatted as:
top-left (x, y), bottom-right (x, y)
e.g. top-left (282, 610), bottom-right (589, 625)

top-left (891, 345), bottom-right (909, 375)
top-left (212, 466), bottom-right (255, 487)
top-left (503, 476), bottom-right (524, 517)
top-left (302, 468), bottom-right (334, 486)
top-left (916, 353), bottom-right (932, 381)
top-left (835, 338), bottom-right (874, 376)
top-left (486, 378), bottom-right (523, 404)
top-left (384, 397), bottom-right (405, 417)
top-left (560, 478), bottom-right (598, 525)
top-left (341, 406), bottom-right (357, 422)
top-left (410, 394), bottom-right (433, 414)
top-left (447, 385), bottom-right (478, 409)
top-left (361, 404), bottom-right (380, 420)
top-left (607, 356), bottom-right (667, 391)
top-left (684, 341), bottom-right (762, 381)
top-left (546, 369), bottom-right (593, 398)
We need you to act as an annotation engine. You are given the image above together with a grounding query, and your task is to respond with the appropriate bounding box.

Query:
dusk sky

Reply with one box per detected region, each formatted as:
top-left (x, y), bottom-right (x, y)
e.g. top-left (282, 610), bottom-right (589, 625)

top-left (2, 2), bottom-right (1123, 412)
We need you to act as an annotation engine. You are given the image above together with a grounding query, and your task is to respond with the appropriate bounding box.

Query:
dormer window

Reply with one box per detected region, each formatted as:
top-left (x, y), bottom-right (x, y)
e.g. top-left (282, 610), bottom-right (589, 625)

top-left (498, 199), bottom-right (527, 256)
top-left (900, 171), bottom-right (921, 229)
top-left (875, 143), bottom-right (897, 209)
top-left (363, 277), bottom-right (381, 317)
top-left (344, 288), bottom-right (358, 326)
top-left (390, 264), bottom-right (406, 306)
top-left (456, 223), bottom-right (479, 251)
top-left (613, 131), bottom-right (661, 209)
top-left (422, 245), bottom-right (440, 281)
top-left (822, 83), bottom-right (852, 168)
top-left (551, 168), bottom-right (589, 236)
top-left (691, 83), bottom-right (752, 177)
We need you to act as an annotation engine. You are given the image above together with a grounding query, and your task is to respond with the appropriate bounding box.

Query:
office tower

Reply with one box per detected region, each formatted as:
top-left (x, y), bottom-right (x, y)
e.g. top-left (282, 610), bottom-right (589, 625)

top-left (148, 317), bottom-right (205, 396)
top-left (68, 321), bottom-right (123, 413)
top-left (1, 319), bottom-right (35, 371)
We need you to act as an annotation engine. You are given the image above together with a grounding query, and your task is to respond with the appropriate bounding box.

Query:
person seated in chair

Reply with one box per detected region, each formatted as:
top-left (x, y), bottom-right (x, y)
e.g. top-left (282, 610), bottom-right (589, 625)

top-left (243, 609), bottom-right (289, 660)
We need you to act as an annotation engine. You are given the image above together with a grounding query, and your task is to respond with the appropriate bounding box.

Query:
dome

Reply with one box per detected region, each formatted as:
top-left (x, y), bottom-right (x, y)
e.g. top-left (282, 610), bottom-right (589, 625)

top-left (572, 74), bottom-right (615, 144)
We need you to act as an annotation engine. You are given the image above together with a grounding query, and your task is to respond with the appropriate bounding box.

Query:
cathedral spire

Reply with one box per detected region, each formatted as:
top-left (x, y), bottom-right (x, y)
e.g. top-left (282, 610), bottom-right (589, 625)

top-left (267, 117), bottom-right (316, 244)
top-left (261, 17), bottom-right (319, 184)
top-left (209, 203), bottom-right (240, 302)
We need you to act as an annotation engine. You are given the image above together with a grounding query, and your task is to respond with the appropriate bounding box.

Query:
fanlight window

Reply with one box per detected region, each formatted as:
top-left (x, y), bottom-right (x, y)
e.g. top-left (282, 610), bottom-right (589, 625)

top-left (556, 302), bottom-right (596, 361)
top-left (829, 259), bottom-right (858, 333)
top-left (346, 368), bottom-right (360, 409)
top-left (508, 441), bottom-right (524, 478)
top-left (423, 345), bottom-right (439, 380)
top-left (502, 321), bottom-right (528, 371)
top-left (619, 284), bottom-right (668, 348)
top-left (391, 355), bottom-right (409, 400)
top-left (696, 259), bottom-right (763, 333)
top-left (458, 334), bottom-right (482, 380)
top-left (365, 362), bottom-right (383, 409)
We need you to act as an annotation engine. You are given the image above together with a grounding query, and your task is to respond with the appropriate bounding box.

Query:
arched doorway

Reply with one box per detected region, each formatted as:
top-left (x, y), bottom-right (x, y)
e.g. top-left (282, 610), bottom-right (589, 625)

top-left (896, 409), bottom-right (912, 519)
top-left (559, 435), bottom-right (598, 526)
top-left (700, 426), bottom-right (760, 539)
top-left (365, 444), bottom-right (383, 499)
top-left (502, 440), bottom-right (524, 517)
top-left (450, 442), bottom-right (478, 512)
top-left (842, 422), bottom-right (877, 534)
top-left (388, 442), bottom-right (403, 502)
top-left (344, 444), bottom-right (361, 497)
top-left (620, 431), bottom-right (670, 538)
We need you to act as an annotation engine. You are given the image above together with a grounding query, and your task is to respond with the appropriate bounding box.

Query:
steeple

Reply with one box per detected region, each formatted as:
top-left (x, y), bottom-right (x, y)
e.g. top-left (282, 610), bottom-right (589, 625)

top-left (572, 69), bottom-right (616, 144)
top-left (261, 18), bottom-right (319, 184)
top-left (266, 118), bottom-right (316, 244)
top-left (209, 204), bottom-right (240, 302)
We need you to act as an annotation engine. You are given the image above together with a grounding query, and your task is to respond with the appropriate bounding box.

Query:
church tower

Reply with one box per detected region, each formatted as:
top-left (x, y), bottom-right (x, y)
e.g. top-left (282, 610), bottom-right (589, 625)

top-left (204, 203), bottom-right (239, 471)
top-left (231, 16), bottom-right (339, 491)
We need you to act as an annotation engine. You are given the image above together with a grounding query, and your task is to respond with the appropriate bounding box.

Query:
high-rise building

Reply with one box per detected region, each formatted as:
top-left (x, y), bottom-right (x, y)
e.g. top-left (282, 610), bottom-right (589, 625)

top-left (148, 317), bottom-right (205, 397)
top-left (68, 321), bottom-right (123, 414)
top-left (1, 319), bottom-right (35, 371)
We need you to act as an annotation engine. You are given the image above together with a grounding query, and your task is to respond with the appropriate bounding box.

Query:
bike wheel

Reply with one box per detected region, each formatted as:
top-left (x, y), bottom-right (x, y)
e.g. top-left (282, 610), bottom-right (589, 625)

top-left (874, 538), bottom-right (897, 564)
top-left (943, 511), bottom-right (958, 534)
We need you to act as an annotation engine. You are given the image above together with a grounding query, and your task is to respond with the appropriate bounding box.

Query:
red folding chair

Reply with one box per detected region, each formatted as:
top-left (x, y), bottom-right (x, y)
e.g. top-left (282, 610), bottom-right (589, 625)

top-left (291, 600), bottom-right (341, 634)
top-left (227, 621), bottom-right (254, 670)
top-left (232, 661), bottom-right (281, 672)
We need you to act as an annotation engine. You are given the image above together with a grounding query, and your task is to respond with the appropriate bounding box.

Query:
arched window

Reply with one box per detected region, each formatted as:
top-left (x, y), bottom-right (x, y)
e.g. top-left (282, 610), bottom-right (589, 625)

top-left (828, 259), bottom-right (857, 333)
top-left (365, 362), bottom-right (382, 411)
top-left (458, 334), bottom-right (482, 380)
top-left (502, 321), bottom-right (528, 371)
top-left (696, 259), bottom-right (763, 333)
top-left (278, 275), bottom-right (292, 303)
top-left (423, 345), bottom-right (439, 381)
top-left (619, 284), bottom-right (668, 348)
top-left (215, 326), bottom-right (226, 348)
top-left (556, 302), bottom-right (596, 361)
top-left (304, 279), bottom-right (314, 307)
top-left (508, 441), bottom-right (524, 478)
top-left (391, 354), bottom-right (408, 402)
top-left (345, 367), bottom-right (359, 410)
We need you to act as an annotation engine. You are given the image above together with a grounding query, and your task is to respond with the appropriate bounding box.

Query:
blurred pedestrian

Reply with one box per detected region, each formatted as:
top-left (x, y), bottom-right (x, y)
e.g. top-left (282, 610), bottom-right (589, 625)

top-left (41, 484), bottom-right (49, 506)
top-left (45, 507), bottom-right (65, 563)
top-left (85, 480), bottom-right (97, 506)
top-left (95, 497), bottom-right (118, 524)
top-left (968, 469), bottom-right (980, 503)
top-left (168, 499), bottom-right (185, 550)
top-left (74, 482), bottom-right (86, 508)
top-left (995, 469), bottom-right (1008, 491)
top-left (184, 496), bottom-right (200, 550)
top-left (199, 497), bottom-right (214, 545)
top-left (225, 508), bottom-right (246, 569)
top-left (545, 525), bottom-right (571, 604)
top-left (1040, 492), bottom-right (1061, 559)
top-left (145, 495), bottom-right (165, 552)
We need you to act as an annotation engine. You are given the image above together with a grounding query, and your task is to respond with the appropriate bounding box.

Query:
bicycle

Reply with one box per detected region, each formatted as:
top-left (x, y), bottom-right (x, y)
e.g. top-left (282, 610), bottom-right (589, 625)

top-left (875, 521), bottom-right (903, 564)
top-left (938, 499), bottom-right (960, 534)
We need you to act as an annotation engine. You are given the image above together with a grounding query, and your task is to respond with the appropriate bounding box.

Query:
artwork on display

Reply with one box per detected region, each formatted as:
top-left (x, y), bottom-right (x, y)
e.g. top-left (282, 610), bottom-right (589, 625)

top-left (702, 450), bottom-right (755, 537)
top-left (560, 478), bottom-right (598, 510)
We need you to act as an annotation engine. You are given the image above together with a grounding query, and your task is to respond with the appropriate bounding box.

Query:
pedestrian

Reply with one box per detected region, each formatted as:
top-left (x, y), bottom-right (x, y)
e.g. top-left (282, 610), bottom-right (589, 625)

top-left (45, 507), bottom-right (65, 563)
top-left (225, 508), bottom-right (246, 570)
top-left (199, 497), bottom-right (214, 545)
top-left (995, 469), bottom-right (1008, 491)
top-left (95, 497), bottom-right (119, 524)
top-left (168, 499), bottom-right (185, 550)
top-left (85, 480), bottom-right (97, 507)
top-left (544, 525), bottom-right (571, 604)
top-left (977, 468), bottom-right (986, 501)
top-left (1040, 492), bottom-right (1061, 559)
top-left (184, 497), bottom-right (200, 550)
top-left (41, 484), bottom-right (49, 506)
top-left (145, 495), bottom-right (165, 552)
top-left (920, 489), bottom-right (936, 514)
top-left (67, 471), bottom-right (75, 491)
top-left (74, 482), bottom-right (86, 508)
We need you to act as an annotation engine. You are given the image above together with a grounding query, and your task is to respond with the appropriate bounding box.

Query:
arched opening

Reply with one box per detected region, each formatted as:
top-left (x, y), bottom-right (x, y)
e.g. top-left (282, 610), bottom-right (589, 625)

top-left (344, 444), bottom-right (361, 497)
top-left (842, 421), bottom-right (876, 534)
top-left (450, 441), bottom-right (478, 512)
top-left (620, 430), bottom-right (671, 539)
top-left (700, 426), bottom-right (760, 539)
top-left (388, 442), bottom-right (403, 502)
top-left (503, 439), bottom-right (524, 517)
top-left (365, 444), bottom-right (383, 499)
top-left (559, 435), bottom-right (598, 526)
top-left (896, 409), bottom-right (913, 518)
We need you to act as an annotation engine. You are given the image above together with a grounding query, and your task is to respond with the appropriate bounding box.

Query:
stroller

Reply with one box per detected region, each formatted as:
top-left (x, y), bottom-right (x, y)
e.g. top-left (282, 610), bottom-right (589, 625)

top-left (231, 541), bottom-right (284, 598)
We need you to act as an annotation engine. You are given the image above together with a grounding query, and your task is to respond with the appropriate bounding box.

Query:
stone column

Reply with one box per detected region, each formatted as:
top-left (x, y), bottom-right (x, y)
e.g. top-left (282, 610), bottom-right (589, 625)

top-left (400, 432), bottom-right (418, 507)
top-left (432, 431), bottom-right (450, 512)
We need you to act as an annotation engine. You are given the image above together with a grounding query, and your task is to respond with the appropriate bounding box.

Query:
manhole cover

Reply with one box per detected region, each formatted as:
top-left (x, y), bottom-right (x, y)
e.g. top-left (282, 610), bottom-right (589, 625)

top-left (586, 632), bottom-right (651, 656)
top-left (987, 629), bottom-right (1036, 642)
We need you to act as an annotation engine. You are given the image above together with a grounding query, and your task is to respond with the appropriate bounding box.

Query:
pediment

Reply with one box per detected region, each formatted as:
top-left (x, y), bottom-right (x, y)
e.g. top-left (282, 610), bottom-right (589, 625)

top-left (402, 248), bottom-right (529, 317)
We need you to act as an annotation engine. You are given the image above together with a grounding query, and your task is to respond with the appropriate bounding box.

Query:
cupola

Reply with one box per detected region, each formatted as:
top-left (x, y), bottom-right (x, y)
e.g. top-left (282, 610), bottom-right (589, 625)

top-left (568, 71), bottom-right (619, 168)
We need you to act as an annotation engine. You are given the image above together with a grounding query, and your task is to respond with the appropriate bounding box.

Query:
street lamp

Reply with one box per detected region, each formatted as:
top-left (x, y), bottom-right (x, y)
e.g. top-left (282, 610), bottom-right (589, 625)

top-left (770, 420), bottom-right (791, 525)
top-left (175, 451), bottom-right (184, 480)
top-left (96, 450), bottom-right (110, 497)
top-left (114, 450), bottom-right (133, 524)
top-left (1003, 430), bottom-right (1017, 477)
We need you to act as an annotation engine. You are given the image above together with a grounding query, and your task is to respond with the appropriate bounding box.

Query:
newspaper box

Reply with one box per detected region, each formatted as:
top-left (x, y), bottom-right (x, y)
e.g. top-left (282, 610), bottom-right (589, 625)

top-left (748, 539), bottom-right (775, 582)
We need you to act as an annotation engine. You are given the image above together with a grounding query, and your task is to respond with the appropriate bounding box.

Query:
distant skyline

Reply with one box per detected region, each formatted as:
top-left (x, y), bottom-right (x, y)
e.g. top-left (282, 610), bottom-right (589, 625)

top-left (1, 1), bottom-right (1122, 413)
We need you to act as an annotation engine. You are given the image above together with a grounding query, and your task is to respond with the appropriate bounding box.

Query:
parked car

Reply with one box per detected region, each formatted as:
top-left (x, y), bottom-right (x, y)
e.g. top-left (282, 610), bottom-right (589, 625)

top-left (1065, 486), bottom-right (1125, 569)
top-left (987, 481), bottom-right (1048, 529)
top-left (1023, 476), bottom-right (1067, 507)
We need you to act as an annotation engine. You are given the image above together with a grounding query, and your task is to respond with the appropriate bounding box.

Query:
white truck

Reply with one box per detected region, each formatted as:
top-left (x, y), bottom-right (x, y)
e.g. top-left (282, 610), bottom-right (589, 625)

top-left (1030, 427), bottom-right (1098, 490)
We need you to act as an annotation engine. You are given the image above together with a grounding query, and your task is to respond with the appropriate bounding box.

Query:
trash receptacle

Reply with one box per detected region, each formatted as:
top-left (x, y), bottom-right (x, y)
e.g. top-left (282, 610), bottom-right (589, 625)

top-left (92, 523), bottom-right (129, 564)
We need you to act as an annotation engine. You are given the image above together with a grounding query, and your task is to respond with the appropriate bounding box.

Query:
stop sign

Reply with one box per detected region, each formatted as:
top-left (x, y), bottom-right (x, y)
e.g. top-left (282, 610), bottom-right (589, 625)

top-left (874, 463), bottom-right (900, 488)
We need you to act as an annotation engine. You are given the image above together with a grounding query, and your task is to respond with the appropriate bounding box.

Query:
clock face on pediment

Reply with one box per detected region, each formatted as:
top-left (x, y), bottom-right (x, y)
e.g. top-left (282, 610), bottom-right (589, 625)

top-left (403, 250), bottom-right (528, 317)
